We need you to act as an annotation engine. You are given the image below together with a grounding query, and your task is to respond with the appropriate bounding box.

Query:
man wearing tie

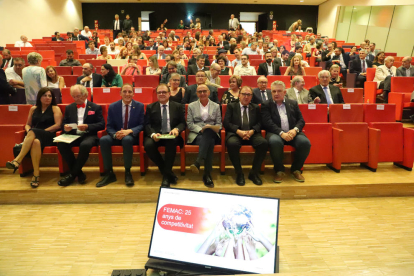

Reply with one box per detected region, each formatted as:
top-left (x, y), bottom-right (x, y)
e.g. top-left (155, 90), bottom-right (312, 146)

top-left (57, 85), bottom-right (105, 186)
top-left (373, 56), bottom-right (396, 103)
top-left (1, 50), bottom-right (14, 70)
top-left (262, 81), bottom-right (311, 183)
top-left (152, 46), bottom-right (166, 60)
top-left (113, 14), bottom-right (123, 40)
top-left (309, 70), bottom-right (344, 105)
top-left (349, 49), bottom-right (373, 88)
top-left (144, 84), bottom-right (186, 187)
top-left (224, 86), bottom-right (268, 186)
top-left (280, 50), bottom-right (290, 67)
top-left (229, 14), bottom-right (240, 31)
top-left (76, 63), bottom-right (102, 88)
top-left (252, 76), bottom-right (272, 104)
top-left (96, 83), bottom-right (145, 187)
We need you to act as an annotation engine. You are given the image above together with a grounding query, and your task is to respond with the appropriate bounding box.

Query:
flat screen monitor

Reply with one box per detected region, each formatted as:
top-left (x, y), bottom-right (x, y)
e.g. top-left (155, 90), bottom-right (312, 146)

top-left (148, 188), bottom-right (280, 274)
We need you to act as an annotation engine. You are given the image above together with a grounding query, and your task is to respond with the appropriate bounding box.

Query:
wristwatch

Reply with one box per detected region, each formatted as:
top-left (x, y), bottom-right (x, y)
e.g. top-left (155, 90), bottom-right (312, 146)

top-left (294, 127), bottom-right (300, 133)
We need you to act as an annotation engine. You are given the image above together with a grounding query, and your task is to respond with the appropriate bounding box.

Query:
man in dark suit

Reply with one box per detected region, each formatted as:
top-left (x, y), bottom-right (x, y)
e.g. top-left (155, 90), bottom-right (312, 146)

top-left (328, 47), bottom-right (350, 80)
top-left (279, 50), bottom-right (290, 67)
top-left (144, 83), bottom-right (186, 187)
top-left (217, 35), bottom-right (230, 50)
top-left (182, 70), bottom-right (219, 104)
top-left (123, 14), bottom-right (133, 33)
top-left (188, 49), bottom-right (210, 67)
top-left (1, 49), bottom-right (14, 70)
top-left (224, 86), bottom-right (268, 186)
top-left (113, 14), bottom-right (123, 40)
top-left (0, 69), bottom-right (14, 104)
top-left (349, 50), bottom-right (373, 88)
top-left (57, 85), bottom-right (105, 186)
top-left (52, 32), bottom-right (65, 41)
top-left (97, 84), bottom-right (145, 187)
top-left (187, 55), bottom-right (209, 76)
top-left (258, 52), bottom-right (281, 77)
top-left (146, 38), bottom-right (158, 52)
top-left (160, 61), bottom-right (186, 87)
top-left (322, 43), bottom-right (334, 62)
top-left (73, 28), bottom-right (88, 41)
top-left (76, 63), bottom-right (102, 88)
top-left (252, 76), bottom-right (272, 104)
top-left (309, 70), bottom-right (344, 105)
top-left (262, 80), bottom-right (311, 183)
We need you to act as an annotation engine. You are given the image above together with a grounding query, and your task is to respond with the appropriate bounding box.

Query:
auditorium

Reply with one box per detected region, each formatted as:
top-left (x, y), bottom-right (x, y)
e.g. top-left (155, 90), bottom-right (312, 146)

top-left (1, 0), bottom-right (414, 275)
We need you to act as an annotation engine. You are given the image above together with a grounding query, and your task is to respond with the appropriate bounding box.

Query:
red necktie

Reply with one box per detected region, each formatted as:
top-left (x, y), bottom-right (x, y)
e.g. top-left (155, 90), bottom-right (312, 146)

top-left (124, 105), bottom-right (129, 129)
top-left (77, 103), bottom-right (85, 108)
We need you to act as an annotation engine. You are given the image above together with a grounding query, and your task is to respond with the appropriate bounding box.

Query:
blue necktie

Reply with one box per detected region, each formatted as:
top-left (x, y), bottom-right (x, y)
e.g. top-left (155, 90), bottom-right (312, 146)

top-left (323, 86), bottom-right (332, 106)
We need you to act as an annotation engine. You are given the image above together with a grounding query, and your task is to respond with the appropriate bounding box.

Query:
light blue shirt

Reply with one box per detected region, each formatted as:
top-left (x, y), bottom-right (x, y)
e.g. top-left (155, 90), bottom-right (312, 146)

top-left (276, 101), bottom-right (289, 133)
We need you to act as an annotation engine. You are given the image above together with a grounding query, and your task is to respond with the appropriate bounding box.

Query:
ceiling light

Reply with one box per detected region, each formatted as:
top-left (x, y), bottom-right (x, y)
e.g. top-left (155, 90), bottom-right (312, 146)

top-left (300, 0), bottom-right (304, 2)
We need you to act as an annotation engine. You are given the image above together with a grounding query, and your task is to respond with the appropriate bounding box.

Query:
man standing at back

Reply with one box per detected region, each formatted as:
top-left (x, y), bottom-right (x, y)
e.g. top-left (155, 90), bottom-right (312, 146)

top-left (123, 14), bottom-right (133, 34)
top-left (229, 14), bottom-right (240, 30)
top-left (113, 14), bottom-right (123, 40)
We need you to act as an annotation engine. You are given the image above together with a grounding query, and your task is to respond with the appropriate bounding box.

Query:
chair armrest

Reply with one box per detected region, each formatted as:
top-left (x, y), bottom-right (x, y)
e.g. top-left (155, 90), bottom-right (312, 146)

top-left (15, 130), bottom-right (26, 144)
top-left (261, 130), bottom-right (266, 138)
top-left (221, 129), bottom-right (226, 147)
top-left (367, 127), bottom-right (381, 170)
top-left (56, 131), bottom-right (62, 136)
top-left (97, 129), bottom-right (107, 138)
top-left (364, 81), bottom-right (378, 103)
top-left (388, 92), bottom-right (405, 121)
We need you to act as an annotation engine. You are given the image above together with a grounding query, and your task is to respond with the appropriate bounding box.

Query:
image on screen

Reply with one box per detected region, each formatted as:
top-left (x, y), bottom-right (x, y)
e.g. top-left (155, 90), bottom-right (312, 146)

top-left (148, 188), bottom-right (280, 274)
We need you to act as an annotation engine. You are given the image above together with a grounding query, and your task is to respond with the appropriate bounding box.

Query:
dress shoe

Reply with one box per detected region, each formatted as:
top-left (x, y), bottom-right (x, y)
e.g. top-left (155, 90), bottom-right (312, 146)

top-left (96, 171), bottom-right (117, 187)
top-left (248, 172), bottom-right (263, 185)
top-left (77, 171), bottom-right (87, 184)
top-left (203, 174), bottom-right (214, 188)
top-left (169, 172), bottom-right (178, 185)
top-left (58, 174), bottom-right (76, 187)
top-left (190, 162), bottom-right (200, 174)
top-left (161, 175), bottom-right (170, 187)
top-left (236, 173), bottom-right (245, 186)
top-left (274, 171), bottom-right (285, 183)
top-left (410, 114), bottom-right (414, 123)
top-left (291, 170), bottom-right (305, 182)
top-left (125, 170), bottom-right (134, 187)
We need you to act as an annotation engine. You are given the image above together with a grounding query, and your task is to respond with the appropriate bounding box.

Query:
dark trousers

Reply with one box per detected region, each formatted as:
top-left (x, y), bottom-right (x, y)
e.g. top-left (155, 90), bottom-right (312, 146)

top-left (190, 128), bottom-right (219, 174)
top-left (267, 133), bottom-right (311, 173)
top-left (379, 75), bottom-right (392, 103)
top-left (355, 75), bottom-right (367, 88)
top-left (340, 68), bottom-right (348, 85)
top-left (113, 30), bottom-right (122, 40)
top-left (100, 134), bottom-right (139, 171)
top-left (57, 135), bottom-right (98, 176)
top-left (144, 136), bottom-right (184, 176)
top-left (226, 133), bottom-right (268, 175)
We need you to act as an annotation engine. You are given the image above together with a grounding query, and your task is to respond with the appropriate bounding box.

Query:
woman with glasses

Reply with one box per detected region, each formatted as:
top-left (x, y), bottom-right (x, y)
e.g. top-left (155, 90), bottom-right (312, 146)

top-left (168, 73), bottom-right (185, 103)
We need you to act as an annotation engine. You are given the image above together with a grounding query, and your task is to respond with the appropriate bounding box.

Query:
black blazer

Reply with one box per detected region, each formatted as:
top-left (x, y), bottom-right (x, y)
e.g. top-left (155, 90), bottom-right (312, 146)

top-left (257, 62), bottom-right (281, 77)
top-left (252, 88), bottom-right (272, 105)
top-left (273, 58), bottom-right (282, 67)
top-left (0, 69), bottom-right (14, 104)
top-left (309, 84), bottom-right (344, 104)
top-left (144, 101), bottom-right (186, 137)
top-left (217, 41), bottom-right (230, 50)
top-left (113, 19), bottom-right (123, 31)
top-left (322, 50), bottom-right (333, 62)
top-left (349, 58), bottom-right (373, 76)
top-left (261, 98), bottom-right (305, 135)
top-left (52, 37), bottom-right (65, 41)
top-left (188, 56), bottom-right (211, 67)
top-left (223, 102), bottom-right (262, 141)
top-left (76, 73), bottom-right (103, 88)
top-left (329, 53), bottom-right (350, 69)
top-left (187, 65), bottom-right (209, 76)
top-left (146, 45), bottom-right (158, 52)
top-left (61, 101), bottom-right (105, 136)
top-left (182, 84), bottom-right (219, 104)
top-left (1, 58), bottom-right (14, 69)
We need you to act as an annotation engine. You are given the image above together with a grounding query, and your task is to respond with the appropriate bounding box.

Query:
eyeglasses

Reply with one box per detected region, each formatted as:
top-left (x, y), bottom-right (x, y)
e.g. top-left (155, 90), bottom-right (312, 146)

top-left (197, 90), bottom-right (208, 94)
top-left (157, 91), bottom-right (169, 95)
top-left (240, 93), bottom-right (252, 97)
top-left (258, 81), bottom-right (268, 84)
top-left (196, 75), bottom-right (206, 78)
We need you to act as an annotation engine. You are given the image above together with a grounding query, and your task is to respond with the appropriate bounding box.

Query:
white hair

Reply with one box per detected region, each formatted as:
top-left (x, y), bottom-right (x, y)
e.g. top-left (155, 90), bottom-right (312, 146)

top-left (318, 70), bottom-right (331, 78)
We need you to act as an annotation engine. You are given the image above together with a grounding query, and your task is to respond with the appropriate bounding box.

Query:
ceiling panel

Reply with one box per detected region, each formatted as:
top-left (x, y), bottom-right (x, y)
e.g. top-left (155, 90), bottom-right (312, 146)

top-left (80, 0), bottom-right (324, 5)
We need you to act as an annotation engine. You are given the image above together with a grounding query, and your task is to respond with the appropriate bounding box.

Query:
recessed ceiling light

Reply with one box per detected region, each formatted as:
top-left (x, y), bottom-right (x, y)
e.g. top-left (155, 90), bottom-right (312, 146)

top-left (300, 0), bottom-right (304, 2)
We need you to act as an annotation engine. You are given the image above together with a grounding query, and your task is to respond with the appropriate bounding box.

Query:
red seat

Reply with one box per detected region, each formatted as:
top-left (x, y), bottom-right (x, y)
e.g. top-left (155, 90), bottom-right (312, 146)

top-left (364, 68), bottom-right (383, 103)
top-left (79, 54), bottom-right (97, 60)
top-left (267, 75), bottom-right (291, 88)
top-left (249, 59), bottom-right (264, 67)
top-left (220, 75), bottom-right (231, 87)
top-left (298, 104), bottom-right (328, 123)
top-left (133, 87), bottom-right (155, 104)
top-left (363, 104), bottom-right (396, 123)
top-left (92, 88), bottom-right (121, 104)
top-left (188, 75), bottom-right (196, 86)
top-left (388, 77), bottom-right (414, 121)
top-left (340, 88), bottom-right (364, 103)
top-left (304, 67), bottom-right (322, 76)
top-left (55, 66), bottom-right (72, 75)
top-left (73, 66), bottom-right (83, 76)
top-left (61, 75), bottom-right (78, 87)
top-left (87, 59), bottom-right (107, 68)
top-left (61, 87), bottom-right (91, 103)
top-left (329, 104), bottom-right (364, 123)
top-left (303, 123), bottom-right (334, 164)
top-left (302, 75), bottom-right (317, 90)
top-left (280, 66), bottom-right (287, 75)
top-left (134, 75), bottom-right (160, 88)
top-left (121, 75), bottom-right (133, 85)
top-left (241, 75), bottom-right (260, 87)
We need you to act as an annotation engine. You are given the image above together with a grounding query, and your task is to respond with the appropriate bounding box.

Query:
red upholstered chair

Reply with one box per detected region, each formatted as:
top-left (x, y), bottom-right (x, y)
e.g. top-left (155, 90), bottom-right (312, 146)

top-left (220, 75), bottom-right (231, 87)
top-left (79, 54), bottom-right (96, 60)
top-left (121, 75), bottom-right (133, 85)
top-left (280, 66), bottom-right (288, 75)
top-left (134, 75), bottom-right (160, 88)
top-left (329, 104), bottom-right (364, 123)
top-left (364, 68), bottom-right (382, 103)
top-left (368, 122), bottom-right (414, 171)
top-left (303, 123), bottom-right (334, 165)
top-left (267, 75), bottom-right (291, 88)
top-left (55, 66), bottom-right (72, 75)
top-left (298, 104), bottom-right (328, 123)
top-left (302, 75), bottom-right (318, 90)
top-left (340, 88), bottom-right (364, 103)
top-left (188, 75), bottom-right (196, 85)
top-left (304, 67), bottom-right (322, 76)
top-left (92, 88), bottom-right (121, 104)
top-left (132, 88), bottom-right (155, 104)
top-left (388, 77), bottom-right (414, 121)
top-left (61, 88), bottom-right (91, 104)
top-left (180, 104), bottom-right (225, 175)
top-left (249, 59), bottom-right (264, 67)
top-left (363, 104), bottom-right (396, 123)
top-left (61, 75), bottom-right (78, 87)
top-left (87, 59), bottom-right (107, 68)
top-left (73, 66), bottom-right (83, 76)
top-left (241, 75), bottom-right (260, 87)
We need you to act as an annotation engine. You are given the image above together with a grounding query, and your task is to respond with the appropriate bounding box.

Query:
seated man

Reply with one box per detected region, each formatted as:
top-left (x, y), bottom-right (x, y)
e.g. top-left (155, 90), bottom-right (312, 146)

top-left (217, 35), bottom-right (229, 50)
top-left (5, 57), bottom-right (25, 89)
top-left (327, 47), bottom-right (349, 80)
top-left (211, 49), bottom-right (231, 66)
top-left (349, 49), bottom-right (373, 88)
top-left (258, 52), bottom-right (281, 77)
top-left (241, 42), bottom-right (259, 56)
top-left (252, 76), bottom-right (271, 104)
top-left (188, 48), bottom-right (210, 66)
top-left (286, 76), bottom-right (313, 104)
top-left (234, 55), bottom-right (257, 76)
top-left (146, 38), bottom-right (158, 51)
top-left (182, 70), bottom-right (219, 104)
top-left (76, 63), bottom-right (102, 88)
top-left (144, 84), bottom-right (186, 187)
top-left (262, 80), bottom-right (311, 183)
top-left (120, 54), bottom-right (142, 76)
top-left (52, 32), bottom-right (65, 41)
top-left (14, 35), bottom-right (33, 47)
top-left (279, 50), bottom-right (290, 67)
top-left (187, 84), bottom-right (222, 188)
top-left (161, 55), bottom-right (186, 76)
top-left (152, 46), bottom-right (166, 60)
top-left (224, 86), bottom-right (268, 186)
top-left (107, 42), bottom-right (120, 55)
top-left (57, 85), bottom-right (105, 186)
top-left (86, 41), bottom-right (100, 55)
top-left (59, 50), bottom-right (82, 66)
top-left (99, 36), bottom-right (111, 50)
top-left (187, 55), bottom-right (209, 76)
top-left (160, 61), bottom-right (186, 87)
top-left (73, 28), bottom-right (88, 41)
top-left (373, 56), bottom-right (396, 103)
top-left (322, 43), bottom-right (334, 62)
top-left (1, 49), bottom-right (13, 69)
top-left (205, 63), bottom-right (222, 88)
top-left (81, 26), bottom-right (93, 39)
top-left (309, 70), bottom-right (344, 105)
top-left (97, 83), bottom-right (145, 187)
top-left (396, 56), bottom-right (414, 77)
top-left (231, 48), bottom-right (243, 68)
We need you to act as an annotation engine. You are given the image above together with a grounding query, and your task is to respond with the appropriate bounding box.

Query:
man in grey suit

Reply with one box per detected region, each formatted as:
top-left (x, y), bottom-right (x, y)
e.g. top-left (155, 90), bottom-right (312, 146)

top-left (396, 57), bottom-right (414, 77)
top-left (229, 14), bottom-right (240, 30)
top-left (182, 71), bottom-right (219, 104)
top-left (187, 84), bottom-right (222, 188)
top-left (252, 76), bottom-right (272, 104)
top-left (286, 76), bottom-right (313, 104)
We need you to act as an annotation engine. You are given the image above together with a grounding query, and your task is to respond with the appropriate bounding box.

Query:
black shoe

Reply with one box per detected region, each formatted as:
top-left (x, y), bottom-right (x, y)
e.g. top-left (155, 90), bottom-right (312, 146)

top-left (203, 174), bottom-right (214, 188)
top-left (410, 114), bottom-right (414, 123)
top-left (168, 172), bottom-right (178, 185)
top-left (96, 171), bottom-right (117, 188)
top-left (248, 172), bottom-right (263, 185)
top-left (58, 173), bottom-right (76, 187)
top-left (125, 170), bottom-right (134, 187)
top-left (161, 175), bottom-right (170, 187)
top-left (236, 173), bottom-right (245, 186)
top-left (77, 171), bottom-right (86, 184)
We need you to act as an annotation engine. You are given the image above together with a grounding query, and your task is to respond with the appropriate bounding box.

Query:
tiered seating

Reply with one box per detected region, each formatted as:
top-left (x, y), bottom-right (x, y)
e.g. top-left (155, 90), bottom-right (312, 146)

top-left (388, 77), bottom-right (414, 121)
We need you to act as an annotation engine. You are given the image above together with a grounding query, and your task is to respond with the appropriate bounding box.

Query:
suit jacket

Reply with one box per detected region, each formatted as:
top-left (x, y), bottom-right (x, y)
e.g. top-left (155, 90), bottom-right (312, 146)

top-left (286, 88), bottom-right (313, 104)
top-left (322, 50), bottom-right (334, 62)
top-left (366, 53), bottom-right (375, 62)
top-left (252, 88), bottom-right (272, 105)
top-left (161, 64), bottom-right (187, 75)
top-left (188, 56), bottom-right (210, 67)
top-left (52, 37), bottom-right (65, 41)
top-left (330, 53), bottom-right (350, 69)
top-left (229, 18), bottom-right (240, 30)
top-left (273, 57), bottom-right (282, 67)
top-left (205, 71), bottom-right (221, 88)
top-left (144, 100), bottom-right (186, 137)
top-left (123, 19), bottom-right (133, 31)
top-left (223, 102), bottom-right (261, 141)
top-left (257, 62), bottom-right (281, 77)
top-left (113, 19), bottom-right (123, 31)
top-left (76, 73), bottom-right (102, 88)
top-left (396, 66), bottom-right (414, 77)
top-left (146, 45), bottom-right (158, 52)
top-left (217, 41), bottom-right (230, 50)
top-left (1, 58), bottom-right (14, 69)
top-left (107, 99), bottom-right (145, 137)
top-left (0, 69), bottom-right (14, 104)
top-left (73, 34), bottom-right (88, 41)
top-left (186, 99), bottom-right (222, 143)
top-left (373, 65), bottom-right (397, 88)
top-left (61, 101), bottom-right (105, 136)
top-left (349, 58), bottom-right (373, 76)
top-left (261, 99), bottom-right (305, 135)
top-left (309, 84), bottom-right (344, 104)
top-left (182, 84), bottom-right (219, 104)
top-left (187, 64), bottom-right (208, 76)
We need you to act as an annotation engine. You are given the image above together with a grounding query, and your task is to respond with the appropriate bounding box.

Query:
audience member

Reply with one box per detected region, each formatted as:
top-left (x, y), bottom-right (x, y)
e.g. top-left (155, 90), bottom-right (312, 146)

top-left (286, 76), bottom-right (312, 104)
top-left (328, 47), bottom-right (349, 80)
top-left (303, 37), bottom-right (316, 55)
top-left (101, 64), bottom-right (123, 88)
top-left (350, 49), bottom-right (372, 88)
top-left (76, 63), bottom-right (102, 88)
top-left (258, 52), bottom-right (281, 77)
top-left (280, 50), bottom-right (290, 67)
top-left (45, 66), bottom-right (65, 89)
top-left (216, 56), bottom-right (232, 75)
top-left (162, 55), bottom-right (186, 75)
top-left (222, 75), bottom-right (242, 104)
top-left (205, 64), bottom-right (222, 88)
top-left (372, 51), bottom-right (385, 68)
top-left (146, 38), bottom-right (158, 51)
top-left (99, 36), bottom-right (111, 50)
top-left (396, 57), bottom-right (414, 77)
top-left (5, 57), bottom-right (24, 89)
top-left (81, 26), bottom-right (92, 39)
top-left (153, 46), bottom-right (166, 60)
top-left (329, 64), bottom-right (344, 88)
top-left (242, 42), bottom-right (259, 56)
top-left (73, 28), bottom-right (88, 41)
top-left (59, 50), bottom-right (82, 66)
top-left (52, 32), bottom-right (64, 41)
top-left (322, 43), bottom-right (334, 62)
top-left (107, 42), bottom-right (120, 55)
top-left (312, 43), bottom-right (323, 63)
top-left (217, 35), bottom-right (230, 50)
top-left (160, 61), bottom-right (186, 86)
top-left (182, 70), bottom-right (219, 104)
top-left (22, 52), bottom-right (47, 105)
top-left (90, 31), bottom-right (100, 48)
top-left (123, 14), bottom-right (133, 33)
top-left (373, 56), bottom-right (396, 103)
top-left (168, 73), bottom-right (185, 103)
top-left (187, 55), bottom-right (208, 75)
top-left (212, 49), bottom-right (231, 66)
top-left (97, 46), bottom-right (112, 60)
top-left (120, 54), bottom-right (142, 76)
top-left (116, 47), bottom-right (129, 60)
top-left (252, 76), bottom-right (271, 104)
top-left (14, 35), bottom-right (33, 47)
top-left (231, 48), bottom-right (243, 68)
top-left (309, 70), bottom-right (344, 105)
top-left (285, 55), bottom-right (306, 76)
top-left (1, 49), bottom-right (14, 69)
top-left (234, 55), bottom-right (256, 76)
top-left (146, 55), bottom-right (162, 76)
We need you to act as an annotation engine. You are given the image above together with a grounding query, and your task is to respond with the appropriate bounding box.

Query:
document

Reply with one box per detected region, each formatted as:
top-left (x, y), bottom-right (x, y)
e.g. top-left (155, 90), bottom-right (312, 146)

top-left (53, 134), bottom-right (81, 144)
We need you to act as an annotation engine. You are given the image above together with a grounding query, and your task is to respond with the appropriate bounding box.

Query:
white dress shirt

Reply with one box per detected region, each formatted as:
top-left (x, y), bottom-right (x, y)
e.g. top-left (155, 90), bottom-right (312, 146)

top-left (81, 30), bottom-right (92, 38)
top-left (338, 54), bottom-right (346, 69)
top-left (200, 101), bottom-right (209, 122)
top-left (114, 20), bottom-right (120, 30)
top-left (3, 58), bottom-right (13, 69)
top-left (76, 99), bottom-right (88, 135)
top-left (5, 67), bottom-right (23, 82)
top-left (267, 62), bottom-right (274, 75)
top-left (293, 88), bottom-right (302, 104)
top-left (14, 41), bottom-right (33, 47)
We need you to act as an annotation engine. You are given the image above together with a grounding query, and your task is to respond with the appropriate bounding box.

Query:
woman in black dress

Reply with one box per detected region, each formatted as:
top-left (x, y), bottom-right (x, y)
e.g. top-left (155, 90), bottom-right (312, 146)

top-left (6, 87), bottom-right (62, 188)
top-left (221, 75), bottom-right (242, 104)
top-left (168, 73), bottom-right (185, 103)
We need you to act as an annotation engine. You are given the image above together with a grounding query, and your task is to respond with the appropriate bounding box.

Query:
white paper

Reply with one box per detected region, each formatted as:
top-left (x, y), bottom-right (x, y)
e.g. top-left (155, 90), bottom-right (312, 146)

top-left (103, 88), bottom-right (110, 93)
top-left (376, 105), bottom-right (385, 110)
top-left (8, 106), bottom-right (18, 111)
top-left (343, 104), bottom-right (351, 110)
top-left (135, 88), bottom-right (142, 94)
top-left (347, 88), bottom-right (354, 93)
top-left (66, 123), bottom-right (78, 129)
top-left (308, 104), bottom-right (316, 110)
